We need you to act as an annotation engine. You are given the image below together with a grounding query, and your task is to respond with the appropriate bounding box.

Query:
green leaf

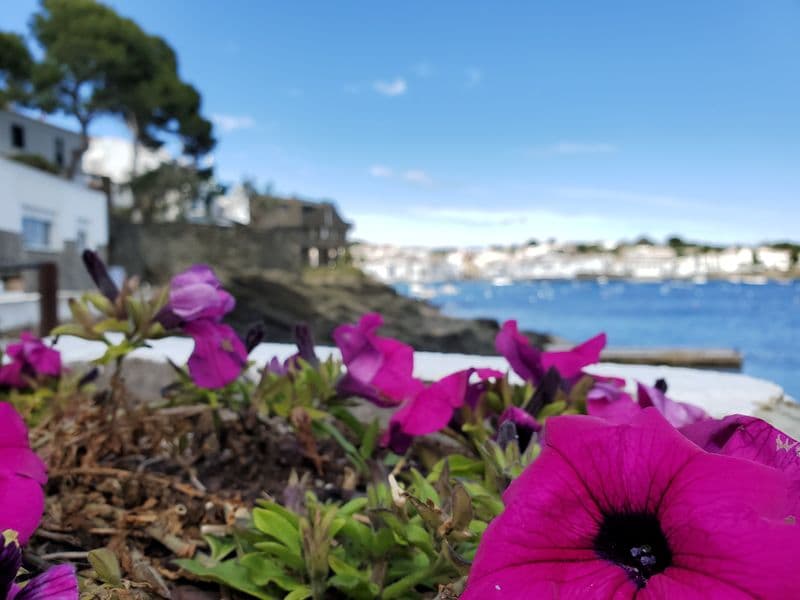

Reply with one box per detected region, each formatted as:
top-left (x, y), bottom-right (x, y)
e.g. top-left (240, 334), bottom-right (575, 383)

top-left (252, 541), bottom-right (305, 572)
top-left (359, 419), bottom-right (380, 459)
top-left (203, 534), bottom-right (237, 562)
top-left (410, 469), bottom-right (440, 505)
top-left (284, 587), bottom-right (312, 600)
top-left (84, 291), bottom-right (115, 316)
top-left (337, 497), bottom-right (368, 517)
top-left (252, 508), bottom-right (302, 555)
top-left (49, 323), bottom-right (101, 340)
top-left (239, 552), bottom-right (303, 591)
top-left (93, 318), bottom-right (130, 334)
top-left (175, 557), bottom-right (278, 600)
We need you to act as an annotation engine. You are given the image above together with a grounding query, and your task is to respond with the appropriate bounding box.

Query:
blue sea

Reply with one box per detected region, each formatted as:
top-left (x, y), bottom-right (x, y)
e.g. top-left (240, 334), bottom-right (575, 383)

top-left (396, 280), bottom-right (800, 400)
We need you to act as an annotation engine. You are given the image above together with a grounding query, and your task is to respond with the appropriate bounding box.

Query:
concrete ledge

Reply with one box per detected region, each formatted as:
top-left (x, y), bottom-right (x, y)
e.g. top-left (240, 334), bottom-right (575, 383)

top-left (48, 335), bottom-right (800, 437)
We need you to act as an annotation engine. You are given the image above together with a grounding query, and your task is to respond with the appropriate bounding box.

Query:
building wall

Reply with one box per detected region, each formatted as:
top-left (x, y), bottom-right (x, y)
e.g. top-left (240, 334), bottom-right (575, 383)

top-left (0, 157), bottom-right (108, 291)
top-left (0, 110), bottom-right (84, 175)
top-left (110, 219), bottom-right (336, 283)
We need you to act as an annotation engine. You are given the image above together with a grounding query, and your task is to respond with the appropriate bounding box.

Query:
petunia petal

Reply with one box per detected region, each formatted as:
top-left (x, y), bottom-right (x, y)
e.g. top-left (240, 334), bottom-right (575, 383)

top-left (10, 564), bottom-right (79, 600)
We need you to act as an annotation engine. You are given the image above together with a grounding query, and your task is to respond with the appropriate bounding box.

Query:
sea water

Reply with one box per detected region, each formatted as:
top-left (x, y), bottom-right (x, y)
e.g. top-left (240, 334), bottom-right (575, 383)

top-left (396, 279), bottom-right (800, 400)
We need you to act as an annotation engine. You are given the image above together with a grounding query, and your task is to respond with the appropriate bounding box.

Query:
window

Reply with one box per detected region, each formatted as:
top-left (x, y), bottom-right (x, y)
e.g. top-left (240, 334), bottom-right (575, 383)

top-left (22, 216), bottom-right (52, 250)
top-left (54, 137), bottom-right (65, 168)
top-left (11, 124), bottom-right (25, 149)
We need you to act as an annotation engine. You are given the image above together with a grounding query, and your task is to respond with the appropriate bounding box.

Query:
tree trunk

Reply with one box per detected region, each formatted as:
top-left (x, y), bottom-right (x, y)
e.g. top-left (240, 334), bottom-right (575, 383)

top-left (66, 119), bottom-right (89, 181)
top-left (127, 114), bottom-right (140, 180)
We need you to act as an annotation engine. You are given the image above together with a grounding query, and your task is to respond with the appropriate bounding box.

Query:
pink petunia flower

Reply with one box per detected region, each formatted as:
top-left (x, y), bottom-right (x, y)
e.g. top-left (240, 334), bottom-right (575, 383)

top-left (0, 333), bottom-right (61, 389)
top-left (381, 368), bottom-right (503, 453)
top-left (0, 403), bottom-right (47, 544)
top-left (681, 414), bottom-right (800, 514)
top-left (184, 320), bottom-right (248, 389)
top-left (333, 314), bottom-right (417, 407)
top-left (587, 380), bottom-right (709, 428)
top-left (167, 265), bottom-right (235, 323)
top-left (463, 409), bottom-right (800, 598)
top-left (495, 320), bottom-right (605, 385)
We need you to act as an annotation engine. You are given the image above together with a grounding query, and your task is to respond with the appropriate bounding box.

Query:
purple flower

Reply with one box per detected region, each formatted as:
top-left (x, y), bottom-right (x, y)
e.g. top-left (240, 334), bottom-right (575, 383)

top-left (381, 368), bottom-right (503, 453)
top-left (0, 403), bottom-right (47, 544)
top-left (265, 323), bottom-right (320, 377)
top-left (333, 314), bottom-right (417, 407)
top-left (0, 333), bottom-right (61, 390)
top-left (497, 406), bottom-right (541, 450)
top-left (637, 381), bottom-right (709, 428)
top-left (495, 320), bottom-right (605, 385)
top-left (463, 409), bottom-right (800, 598)
top-left (0, 535), bottom-right (78, 599)
top-left (587, 380), bottom-right (710, 428)
top-left (681, 414), bottom-right (800, 514)
top-left (167, 265), bottom-right (235, 323)
top-left (184, 320), bottom-right (248, 389)
top-left (81, 249), bottom-right (119, 302)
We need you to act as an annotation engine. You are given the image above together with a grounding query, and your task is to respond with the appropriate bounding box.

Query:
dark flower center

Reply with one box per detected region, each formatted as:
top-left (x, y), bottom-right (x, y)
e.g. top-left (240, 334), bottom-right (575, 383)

top-left (593, 512), bottom-right (672, 588)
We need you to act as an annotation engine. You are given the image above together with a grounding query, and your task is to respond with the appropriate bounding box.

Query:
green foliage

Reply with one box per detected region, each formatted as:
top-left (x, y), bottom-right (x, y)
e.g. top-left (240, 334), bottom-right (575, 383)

top-left (179, 466), bottom-right (493, 600)
top-left (7, 153), bottom-right (61, 175)
top-left (27, 0), bottom-right (214, 178)
top-left (0, 31), bottom-right (33, 105)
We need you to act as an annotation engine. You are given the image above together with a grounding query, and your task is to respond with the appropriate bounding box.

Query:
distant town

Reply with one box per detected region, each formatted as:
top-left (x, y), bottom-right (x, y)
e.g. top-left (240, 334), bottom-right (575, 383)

top-left (353, 238), bottom-right (800, 284)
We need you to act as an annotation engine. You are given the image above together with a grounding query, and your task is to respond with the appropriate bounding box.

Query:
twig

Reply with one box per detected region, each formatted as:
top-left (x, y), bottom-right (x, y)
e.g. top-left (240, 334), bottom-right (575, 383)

top-left (32, 530), bottom-right (82, 546)
top-left (38, 551), bottom-right (89, 561)
top-left (50, 466), bottom-right (207, 499)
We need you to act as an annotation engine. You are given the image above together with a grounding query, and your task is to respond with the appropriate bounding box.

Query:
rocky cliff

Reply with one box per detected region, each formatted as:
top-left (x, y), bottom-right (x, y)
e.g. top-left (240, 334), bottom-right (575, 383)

top-left (225, 267), bottom-right (551, 354)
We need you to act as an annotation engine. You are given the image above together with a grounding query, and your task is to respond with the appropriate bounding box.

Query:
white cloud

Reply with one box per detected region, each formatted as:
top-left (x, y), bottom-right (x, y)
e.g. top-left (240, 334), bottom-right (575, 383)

top-left (83, 136), bottom-right (173, 184)
top-left (369, 165), bottom-right (393, 178)
top-left (211, 114), bottom-right (256, 133)
top-left (403, 169), bottom-right (433, 186)
top-left (373, 77), bottom-right (408, 96)
top-left (465, 67), bottom-right (483, 88)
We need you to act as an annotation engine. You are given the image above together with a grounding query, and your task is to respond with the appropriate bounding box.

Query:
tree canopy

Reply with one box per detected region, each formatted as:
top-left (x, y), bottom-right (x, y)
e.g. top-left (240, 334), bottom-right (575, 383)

top-left (0, 0), bottom-right (215, 180)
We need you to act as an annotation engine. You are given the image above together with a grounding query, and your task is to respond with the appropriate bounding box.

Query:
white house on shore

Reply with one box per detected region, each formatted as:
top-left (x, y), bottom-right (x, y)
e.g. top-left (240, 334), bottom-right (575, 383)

top-left (0, 109), bottom-right (108, 294)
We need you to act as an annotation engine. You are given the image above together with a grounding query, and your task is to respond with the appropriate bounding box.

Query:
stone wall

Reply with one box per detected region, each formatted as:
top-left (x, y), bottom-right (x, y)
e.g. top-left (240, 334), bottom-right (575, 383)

top-left (109, 219), bottom-right (313, 283)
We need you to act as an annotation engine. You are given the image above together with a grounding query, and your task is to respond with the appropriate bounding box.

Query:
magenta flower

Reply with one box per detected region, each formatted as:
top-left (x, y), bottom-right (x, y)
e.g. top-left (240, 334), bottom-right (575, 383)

top-left (266, 324), bottom-right (321, 377)
top-left (333, 314), bottom-right (417, 407)
top-left (0, 403), bottom-right (47, 544)
top-left (167, 265), bottom-right (235, 322)
top-left (495, 320), bottom-right (605, 385)
top-left (0, 535), bottom-right (78, 599)
top-left (184, 320), bottom-right (248, 389)
top-left (682, 414), bottom-right (800, 514)
top-left (0, 333), bottom-right (62, 389)
top-left (497, 406), bottom-right (541, 450)
top-left (381, 368), bottom-right (502, 453)
top-left (463, 409), bottom-right (800, 598)
top-left (637, 381), bottom-right (709, 428)
top-left (587, 380), bottom-right (709, 428)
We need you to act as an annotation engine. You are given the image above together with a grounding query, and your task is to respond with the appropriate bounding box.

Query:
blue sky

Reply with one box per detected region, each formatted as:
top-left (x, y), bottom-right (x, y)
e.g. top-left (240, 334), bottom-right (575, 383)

top-left (4, 1), bottom-right (799, 246)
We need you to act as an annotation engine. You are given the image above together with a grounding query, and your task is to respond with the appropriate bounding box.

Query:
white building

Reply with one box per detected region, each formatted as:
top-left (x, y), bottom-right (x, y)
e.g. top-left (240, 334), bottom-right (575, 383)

top-left (0, 110), bottom-right (107, 293)
top-left (0, 109), bottom-right (84, 176)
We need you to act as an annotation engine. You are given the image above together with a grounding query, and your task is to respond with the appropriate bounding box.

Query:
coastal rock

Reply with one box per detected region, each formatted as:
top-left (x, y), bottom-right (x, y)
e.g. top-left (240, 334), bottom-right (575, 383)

top-left (224, 268), bottom-right (551, 354)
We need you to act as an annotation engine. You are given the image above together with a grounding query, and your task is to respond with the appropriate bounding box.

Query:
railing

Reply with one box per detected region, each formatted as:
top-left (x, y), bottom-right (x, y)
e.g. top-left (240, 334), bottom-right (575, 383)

top-left (0, 262), bottom-right (58, 335)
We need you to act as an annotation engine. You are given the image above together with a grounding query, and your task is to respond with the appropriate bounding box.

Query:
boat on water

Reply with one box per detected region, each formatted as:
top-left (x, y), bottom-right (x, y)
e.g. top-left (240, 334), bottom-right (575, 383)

top-left (492, 276), bottom-right (513, 286)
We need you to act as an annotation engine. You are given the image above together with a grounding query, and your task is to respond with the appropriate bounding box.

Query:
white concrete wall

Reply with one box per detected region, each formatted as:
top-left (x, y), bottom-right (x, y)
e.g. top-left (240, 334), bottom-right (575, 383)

top-left (0, 110), bottom-right (84, 174)
top-left (0, 157), bottom-right (108, 251)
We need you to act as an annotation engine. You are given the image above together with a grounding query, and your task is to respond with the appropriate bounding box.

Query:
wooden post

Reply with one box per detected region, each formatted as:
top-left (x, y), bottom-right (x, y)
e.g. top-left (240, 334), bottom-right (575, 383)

top-left (38, 262), bottom-right (58, 336)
